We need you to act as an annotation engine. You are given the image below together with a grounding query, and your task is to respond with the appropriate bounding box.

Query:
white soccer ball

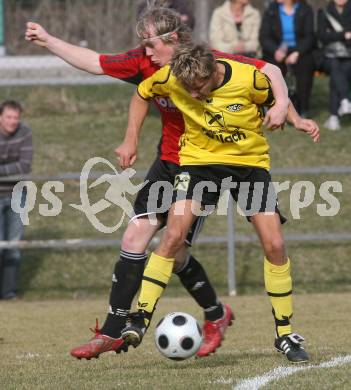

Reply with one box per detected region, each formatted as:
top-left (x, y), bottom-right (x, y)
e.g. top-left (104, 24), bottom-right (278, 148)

top-left (154, 312), bottom-right (203, 360)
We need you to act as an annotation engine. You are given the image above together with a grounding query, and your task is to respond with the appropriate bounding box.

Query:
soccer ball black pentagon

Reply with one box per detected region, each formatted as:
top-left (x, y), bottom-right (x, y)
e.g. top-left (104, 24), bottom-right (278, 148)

top-left (154, 312), bottom-right (203, 360)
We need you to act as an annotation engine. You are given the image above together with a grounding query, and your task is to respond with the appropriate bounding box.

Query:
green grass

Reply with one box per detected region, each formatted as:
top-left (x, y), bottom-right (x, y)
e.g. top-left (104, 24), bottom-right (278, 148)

top-left (0, 77), bottom-right (351, 298)
top-left (0, 294), bottom-right (350, 389)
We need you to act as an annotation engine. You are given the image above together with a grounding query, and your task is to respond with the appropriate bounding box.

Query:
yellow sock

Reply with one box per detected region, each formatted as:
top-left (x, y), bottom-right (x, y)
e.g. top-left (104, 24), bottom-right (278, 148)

top-left (264, 257), bottom-right (293, 337)
top-left (137, 252), bottom-right (174, 325)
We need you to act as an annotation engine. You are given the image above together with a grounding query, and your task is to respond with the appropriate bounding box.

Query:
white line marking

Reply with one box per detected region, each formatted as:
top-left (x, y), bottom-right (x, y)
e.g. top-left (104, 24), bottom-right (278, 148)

top-left (234, 355), bottom-right (351, 390)
top-left (16, 352), bottom-right (40, 359)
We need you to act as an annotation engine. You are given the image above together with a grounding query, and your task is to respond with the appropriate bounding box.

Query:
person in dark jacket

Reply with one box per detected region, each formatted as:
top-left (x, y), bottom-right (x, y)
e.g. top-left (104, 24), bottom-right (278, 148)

top-left (317, 0), bottom-right (351, 131)
top-left (260, 0), bottom-right (316, 117)
top-left (0, 100), bottom-right (32, 299)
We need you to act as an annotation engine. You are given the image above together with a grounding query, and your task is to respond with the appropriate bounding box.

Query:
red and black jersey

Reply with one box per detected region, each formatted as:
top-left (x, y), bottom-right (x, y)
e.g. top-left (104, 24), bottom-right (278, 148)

top-left (100, 47), bottom-right (266, 165)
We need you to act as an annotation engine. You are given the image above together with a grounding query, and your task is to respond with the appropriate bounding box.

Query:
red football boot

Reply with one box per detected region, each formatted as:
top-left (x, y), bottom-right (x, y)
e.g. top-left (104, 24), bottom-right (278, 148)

top-left (70, 319), bottom-right (128, 360)
top-left (196, 304), bottom-right (234, 357)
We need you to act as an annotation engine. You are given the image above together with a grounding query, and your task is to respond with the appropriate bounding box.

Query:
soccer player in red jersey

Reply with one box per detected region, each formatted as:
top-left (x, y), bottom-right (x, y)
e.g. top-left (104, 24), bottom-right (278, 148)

top-left (25, 7), bottom-right (318, 360)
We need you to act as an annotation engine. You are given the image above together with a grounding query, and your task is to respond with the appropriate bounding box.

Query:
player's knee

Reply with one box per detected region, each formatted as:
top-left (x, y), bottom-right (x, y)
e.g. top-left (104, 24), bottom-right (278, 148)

top-left (264, 236), bottom-right (285, 260)
top-left (121, 223), bottom-right (146, 252)
top-left (121, 230), bottom-right (139, 251)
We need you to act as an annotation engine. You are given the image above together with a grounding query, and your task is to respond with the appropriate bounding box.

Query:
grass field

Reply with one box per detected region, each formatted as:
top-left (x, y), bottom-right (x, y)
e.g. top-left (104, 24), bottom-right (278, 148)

top-left (1, 293), bottom-right (350, 389)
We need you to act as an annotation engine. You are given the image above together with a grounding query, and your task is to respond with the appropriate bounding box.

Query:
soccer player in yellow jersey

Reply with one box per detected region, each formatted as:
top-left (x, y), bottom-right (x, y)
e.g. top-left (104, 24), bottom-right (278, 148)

top-left (139, 52), bottom-right (275, 169)
top-left (121, 42), bottom-right (319, 363)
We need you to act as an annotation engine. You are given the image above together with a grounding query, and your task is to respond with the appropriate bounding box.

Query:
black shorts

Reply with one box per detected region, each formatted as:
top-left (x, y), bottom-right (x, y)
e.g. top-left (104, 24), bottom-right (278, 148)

top-left (132, 158), bottom-right (206, 245)
top-left (172, 165), bottom-right (286, 223)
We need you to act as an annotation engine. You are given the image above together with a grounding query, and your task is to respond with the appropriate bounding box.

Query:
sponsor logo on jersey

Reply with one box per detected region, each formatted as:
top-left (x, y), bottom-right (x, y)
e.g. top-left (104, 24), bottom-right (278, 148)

top-left (226, 103), bottom-right (243, 112)
top-left (204, 110), bottom-right (225, 128)
top-left (154, 96), bottom-right (178, 111)
top-left (202, 128), bottom-right (247, 143)
top-left (174, 173), bottom-right (190, 191)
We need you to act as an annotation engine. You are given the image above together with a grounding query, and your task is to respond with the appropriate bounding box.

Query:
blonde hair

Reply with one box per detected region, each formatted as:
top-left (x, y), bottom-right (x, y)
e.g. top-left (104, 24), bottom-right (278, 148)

top-left (170, 43), bottom-right (216, 87)
top-left (136, 7), bottom-right (191, 44)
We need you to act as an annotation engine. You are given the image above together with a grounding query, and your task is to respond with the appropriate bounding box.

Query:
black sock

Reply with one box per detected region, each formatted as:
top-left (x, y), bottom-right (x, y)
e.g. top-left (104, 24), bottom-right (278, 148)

top-left (100, 250), bottom-right (147, 338)
top-left (176, 255), bottom-right (224, 321)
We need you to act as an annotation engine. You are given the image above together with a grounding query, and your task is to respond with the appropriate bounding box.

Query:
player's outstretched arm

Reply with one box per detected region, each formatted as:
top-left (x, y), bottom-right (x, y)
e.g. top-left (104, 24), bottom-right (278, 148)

top-left (287, 100), bottom-right (320, 143)
top-left (260, 63), bottom-right (289, 130)
top-left (25, 22), bottom-right (103, 74)
top-left (115, 91), bottom-right (150, 170)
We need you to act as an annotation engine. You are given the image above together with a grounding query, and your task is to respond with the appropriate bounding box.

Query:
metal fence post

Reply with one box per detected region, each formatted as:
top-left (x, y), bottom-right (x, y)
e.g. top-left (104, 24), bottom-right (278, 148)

top-left (227, 196), bottom-right (236, 296)
top-left (0, 0), bottom-right (5, 56)
top-left (194, 0), bottom-right (209, 41)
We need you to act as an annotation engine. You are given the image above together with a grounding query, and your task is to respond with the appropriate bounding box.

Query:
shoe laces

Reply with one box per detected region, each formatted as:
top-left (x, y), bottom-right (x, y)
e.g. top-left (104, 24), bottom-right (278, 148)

top-left (89, 318), bottom-right (101, 336)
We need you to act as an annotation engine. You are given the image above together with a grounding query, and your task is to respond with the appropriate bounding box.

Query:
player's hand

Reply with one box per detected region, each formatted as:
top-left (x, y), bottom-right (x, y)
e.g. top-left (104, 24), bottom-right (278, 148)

top-left (285, 51), bottom-right (299, 65)
top-left (25, 22), bottom-right (50, 47)
top-left (274, 49), bottom-right (286, 63)
top-left (295, 118), bottom-right (320, 143)
top-left (115, 141), bottom-right (137, 170)
top-left (263, 103), bottom-right (288, 130)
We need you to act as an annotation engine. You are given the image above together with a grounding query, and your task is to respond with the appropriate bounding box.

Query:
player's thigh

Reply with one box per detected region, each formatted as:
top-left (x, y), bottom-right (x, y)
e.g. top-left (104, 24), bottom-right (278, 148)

top-left (173, 215), bottom-right (206, 270)
top-left (158, 200), bottom-right (198, 254)
top-left (170, 199), bottom-right (199, 237)
top-left (160, 166), bottom-right (220, 255)
top-left (133, 158), bottom-right (180, 227)
top-left (185, 216), bottom-right (206, 246)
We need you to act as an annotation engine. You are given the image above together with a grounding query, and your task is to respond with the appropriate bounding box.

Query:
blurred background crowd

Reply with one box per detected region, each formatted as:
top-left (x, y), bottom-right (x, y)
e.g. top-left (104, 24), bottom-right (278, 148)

top-left (2, 0), bottom-right (351, 130)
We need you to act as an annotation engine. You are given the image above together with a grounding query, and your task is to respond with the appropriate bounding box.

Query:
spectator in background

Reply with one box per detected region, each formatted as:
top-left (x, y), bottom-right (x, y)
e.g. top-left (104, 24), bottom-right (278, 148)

top-left (318, 0), bottom-right (351, 131)
top-left (260, 0), bottom-right (316, 117)
top-left (209, 0), bottom-right (261, 58)
top-left (0, 101), bottom-right (32, 300)
top-left (138, 0), bottom-right (195, 30)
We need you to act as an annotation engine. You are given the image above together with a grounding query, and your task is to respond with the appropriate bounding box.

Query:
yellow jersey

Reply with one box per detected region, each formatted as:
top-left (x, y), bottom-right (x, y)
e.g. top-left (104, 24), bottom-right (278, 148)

top-left (138, 58), bottom-right (274, 170)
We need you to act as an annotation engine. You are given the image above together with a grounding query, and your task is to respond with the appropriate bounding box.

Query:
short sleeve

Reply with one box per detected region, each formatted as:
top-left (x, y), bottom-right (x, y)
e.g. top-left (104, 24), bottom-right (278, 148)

top-left (99, 47), bottom-right (145, 85)
top-left (251, 70), bottom-right (275, 107)
top-left (137, 66), bottom-right (172, 100)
